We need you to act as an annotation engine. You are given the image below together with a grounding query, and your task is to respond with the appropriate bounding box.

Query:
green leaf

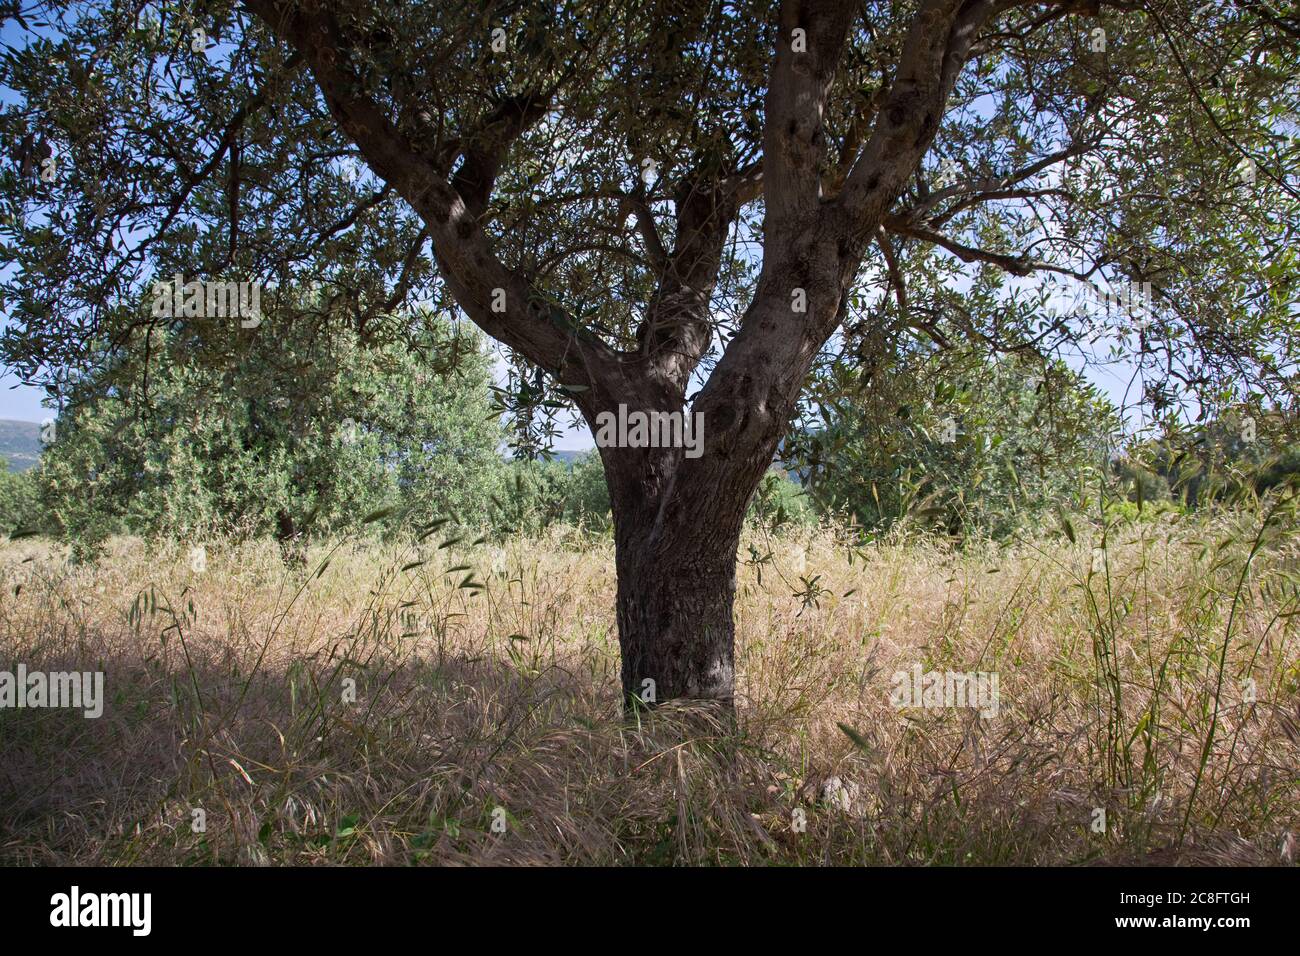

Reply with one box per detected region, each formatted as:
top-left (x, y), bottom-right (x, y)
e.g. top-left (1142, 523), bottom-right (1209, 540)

top-left (837, 722), bottom-right (873, 754)
top-left (1058, 510), bottom-right (1076, 544)
top-left (361, 506), bottom-right (395, 525)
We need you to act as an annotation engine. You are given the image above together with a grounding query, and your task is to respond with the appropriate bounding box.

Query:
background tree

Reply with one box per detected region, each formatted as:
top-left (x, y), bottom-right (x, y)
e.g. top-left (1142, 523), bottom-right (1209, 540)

top-left (37, 300), bottom-right (504, 558)
top-left (1112, 405), bottom-right (1300, 511)
top-left (1, 0), bottom-right (1297, 706)
top-left (791, 341), bottom-right (1118, 538)
top-left (0, 456), bottom-right (43, 533)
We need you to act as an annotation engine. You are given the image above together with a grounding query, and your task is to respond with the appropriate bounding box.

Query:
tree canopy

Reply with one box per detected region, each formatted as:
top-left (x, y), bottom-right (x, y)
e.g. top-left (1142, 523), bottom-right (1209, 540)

top-left (1, 1), bottom-right (1296, 423)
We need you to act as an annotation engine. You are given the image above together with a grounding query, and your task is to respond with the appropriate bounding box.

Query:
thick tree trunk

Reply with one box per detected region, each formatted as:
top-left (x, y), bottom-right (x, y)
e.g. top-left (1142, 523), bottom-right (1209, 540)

top-left (600, 412), bottom-right (775, 710)
top-left (595, 265), bottom-right (841, 709)
top-left (613, 508), bottom-right (741, 707)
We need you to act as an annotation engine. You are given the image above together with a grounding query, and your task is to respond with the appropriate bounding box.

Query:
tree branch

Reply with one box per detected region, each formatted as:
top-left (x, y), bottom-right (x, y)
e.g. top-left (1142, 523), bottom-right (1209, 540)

top-left (763, 0), bottom-right (860, 234)
top-left (242, 0), bottom-right (620, 390)
top-left (883, 213), bottom-right (1091, 280)
top-left (450, 91), bottom-right (552, 217)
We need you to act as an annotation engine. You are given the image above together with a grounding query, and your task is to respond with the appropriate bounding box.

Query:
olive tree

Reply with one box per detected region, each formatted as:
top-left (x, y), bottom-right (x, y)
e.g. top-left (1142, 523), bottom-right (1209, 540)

top-left (2, 0), bottom-right (1296, 706)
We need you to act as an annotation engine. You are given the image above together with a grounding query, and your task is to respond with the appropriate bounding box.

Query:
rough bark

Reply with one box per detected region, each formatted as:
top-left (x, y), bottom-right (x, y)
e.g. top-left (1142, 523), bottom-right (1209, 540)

top-left (613, 503), bottom-right (741, 706)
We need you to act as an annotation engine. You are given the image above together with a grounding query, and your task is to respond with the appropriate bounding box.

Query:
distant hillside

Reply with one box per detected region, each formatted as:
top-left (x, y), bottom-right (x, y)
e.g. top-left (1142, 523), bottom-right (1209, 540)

top-left (0, 419), bottom-right (43, 472)
top-left (550, 449), bottom-right (590, 465)
top-left (505, 448), bottom-right (594, 465)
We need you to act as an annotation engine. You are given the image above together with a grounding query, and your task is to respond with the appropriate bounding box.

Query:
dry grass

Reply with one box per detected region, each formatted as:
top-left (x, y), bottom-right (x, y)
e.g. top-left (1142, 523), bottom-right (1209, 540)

top-left (1, 510), bottom-right (1298, 866)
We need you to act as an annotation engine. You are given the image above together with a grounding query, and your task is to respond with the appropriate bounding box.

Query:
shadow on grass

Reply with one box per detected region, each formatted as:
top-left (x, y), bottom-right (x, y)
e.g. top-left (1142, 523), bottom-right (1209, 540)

top-left (0, 637), bottom-right (1290, 867)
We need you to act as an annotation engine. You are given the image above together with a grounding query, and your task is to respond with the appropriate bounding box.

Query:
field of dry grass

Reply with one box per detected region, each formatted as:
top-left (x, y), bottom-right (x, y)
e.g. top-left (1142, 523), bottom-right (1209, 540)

top-left (1, 508), bottom-right (1298, 866)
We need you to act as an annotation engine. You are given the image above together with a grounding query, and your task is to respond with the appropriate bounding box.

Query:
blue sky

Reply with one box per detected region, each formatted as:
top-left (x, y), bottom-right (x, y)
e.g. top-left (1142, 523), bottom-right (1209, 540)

top-left (0, 373), bottom-right (52, 422)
